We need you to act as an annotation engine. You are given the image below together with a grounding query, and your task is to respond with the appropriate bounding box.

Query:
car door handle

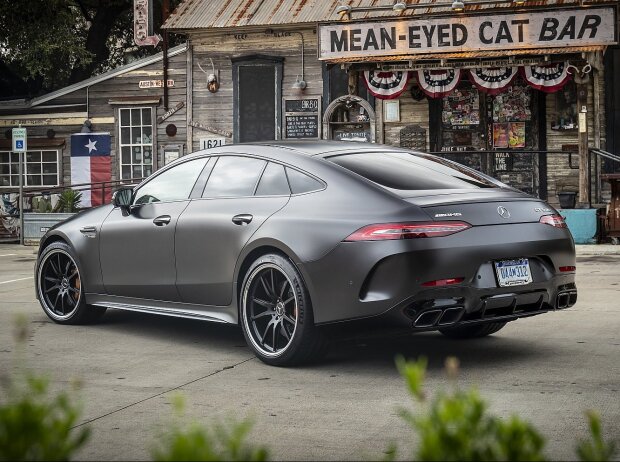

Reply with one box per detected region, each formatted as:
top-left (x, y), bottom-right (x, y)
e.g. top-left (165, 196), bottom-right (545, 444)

top-left (232, 214), bottom-right (253, 225)
top-left (153, 215), bottom-right (171, 226)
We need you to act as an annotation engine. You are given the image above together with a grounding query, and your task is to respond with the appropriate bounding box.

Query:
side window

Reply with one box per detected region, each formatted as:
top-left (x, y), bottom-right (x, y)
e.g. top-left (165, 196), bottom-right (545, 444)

top-left (285, 168), bottom-right (324, 194)
top-left (203, 156), bottom-right (267, 198)
top-left (255, 162), bottom-right (290, 196)
top-left (134, 157), bottom-right (208, 205)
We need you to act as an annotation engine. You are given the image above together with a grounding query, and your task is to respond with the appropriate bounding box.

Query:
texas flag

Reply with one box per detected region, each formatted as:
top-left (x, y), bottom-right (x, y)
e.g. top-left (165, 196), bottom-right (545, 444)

top-left (70, 133), bottom-right (112, 207)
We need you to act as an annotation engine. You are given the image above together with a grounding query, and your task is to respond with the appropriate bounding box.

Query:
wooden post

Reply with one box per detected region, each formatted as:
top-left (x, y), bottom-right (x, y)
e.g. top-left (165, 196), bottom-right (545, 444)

top-left (577, 83), bottom-right (589, 207)
top-left (347, 69), bottom-right (357, 96)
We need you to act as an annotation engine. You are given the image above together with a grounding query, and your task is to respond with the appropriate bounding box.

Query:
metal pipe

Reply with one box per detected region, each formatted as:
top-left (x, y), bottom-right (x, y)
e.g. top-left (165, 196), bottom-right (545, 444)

top-left (292, 31), bottom-right (305, 82)
top-left (343, 0), bottom-right (596, 14)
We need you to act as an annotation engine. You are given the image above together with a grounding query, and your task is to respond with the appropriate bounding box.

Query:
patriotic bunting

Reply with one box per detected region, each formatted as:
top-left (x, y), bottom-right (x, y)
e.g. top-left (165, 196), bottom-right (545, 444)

top-left (416, 69), bottom-right (462, 98)
top-left (363, 71), bottom-right (410, 100)
top-left (468, 67), bottom-right (519, 95)
top-left (521, 62), bottom-right (571, 93)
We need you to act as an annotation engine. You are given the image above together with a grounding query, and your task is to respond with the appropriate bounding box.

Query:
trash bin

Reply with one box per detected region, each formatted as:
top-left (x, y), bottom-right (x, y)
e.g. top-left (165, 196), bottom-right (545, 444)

top-left (557, 192), bottom-right (577, 209)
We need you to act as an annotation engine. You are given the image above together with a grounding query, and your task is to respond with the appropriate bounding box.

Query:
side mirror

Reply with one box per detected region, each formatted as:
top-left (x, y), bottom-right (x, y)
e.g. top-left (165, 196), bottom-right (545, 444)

top-left (112, 187), bottom-right (133, 211)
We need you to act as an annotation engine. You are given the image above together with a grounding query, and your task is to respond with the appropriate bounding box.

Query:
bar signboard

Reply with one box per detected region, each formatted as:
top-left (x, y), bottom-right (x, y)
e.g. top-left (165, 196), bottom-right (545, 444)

top-left (318, 7), bottom-right (617, 60)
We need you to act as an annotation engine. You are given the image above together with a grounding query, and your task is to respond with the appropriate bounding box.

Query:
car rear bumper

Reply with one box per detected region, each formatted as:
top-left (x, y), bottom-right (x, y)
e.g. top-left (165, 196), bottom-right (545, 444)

top-left (299, 222), bottom-right (576, 326)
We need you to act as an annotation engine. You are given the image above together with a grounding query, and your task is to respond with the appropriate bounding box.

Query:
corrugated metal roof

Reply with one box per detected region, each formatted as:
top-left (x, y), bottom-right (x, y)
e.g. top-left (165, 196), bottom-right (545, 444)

top-left (326, 45), bottom-right (606, 64)
top-left (29, 44), bottom-right (187, 108)
top-left (163, 0), bottom-right (613, 30)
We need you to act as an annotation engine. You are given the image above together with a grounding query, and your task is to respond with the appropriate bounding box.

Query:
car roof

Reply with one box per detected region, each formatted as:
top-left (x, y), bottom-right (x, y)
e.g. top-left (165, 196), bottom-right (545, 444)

top-left (251, 140), bottom-right (406, 157)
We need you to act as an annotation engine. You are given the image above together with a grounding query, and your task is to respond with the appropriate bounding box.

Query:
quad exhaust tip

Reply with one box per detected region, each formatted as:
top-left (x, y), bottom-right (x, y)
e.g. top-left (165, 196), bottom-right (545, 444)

top-left (414, 307), bottom-right (465, 328)
top-left (556, 291), bottom-right (577, 309)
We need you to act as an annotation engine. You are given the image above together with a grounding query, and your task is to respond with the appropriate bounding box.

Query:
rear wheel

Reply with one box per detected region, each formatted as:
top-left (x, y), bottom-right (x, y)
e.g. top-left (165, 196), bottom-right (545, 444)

top-left (240, 253), bottom-right (327, 366)
top-left (439, 322), bottom-right (507, 339)
top-left (36, 241), bottom-right (106, 324)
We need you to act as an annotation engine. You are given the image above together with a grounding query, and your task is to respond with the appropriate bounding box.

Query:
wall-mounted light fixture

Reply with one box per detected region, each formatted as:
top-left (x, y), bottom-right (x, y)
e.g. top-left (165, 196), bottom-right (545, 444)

top-left (292, 75), bottom-right (307, 90)
top-left (393, 1), bottom-right (407, 11)
top-left (452, 0), bottom-right (465, 11)
top-left (514, 0), bottom-right (526, 4)
top-left (336, 4), bottom-right (352, 20)
top-left (80, 120), bottom-right (92, 133)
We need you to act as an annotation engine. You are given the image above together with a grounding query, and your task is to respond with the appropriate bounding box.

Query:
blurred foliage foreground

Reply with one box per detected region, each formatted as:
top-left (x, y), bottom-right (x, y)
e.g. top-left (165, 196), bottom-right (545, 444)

top-left (0, 318), bottom-right (616, 461)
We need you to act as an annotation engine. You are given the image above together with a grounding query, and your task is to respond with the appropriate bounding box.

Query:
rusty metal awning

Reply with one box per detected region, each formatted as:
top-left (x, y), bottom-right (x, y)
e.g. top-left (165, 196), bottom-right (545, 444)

top-left (325, 45), bottom-right (606, 67)
top-left (163, 0), bottom-right (613, 30)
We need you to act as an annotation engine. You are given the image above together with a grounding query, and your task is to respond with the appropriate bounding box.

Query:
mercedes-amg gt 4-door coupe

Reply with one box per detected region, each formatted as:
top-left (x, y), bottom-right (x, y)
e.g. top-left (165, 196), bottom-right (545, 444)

top-left (35, 141), bottom-right (577, 366)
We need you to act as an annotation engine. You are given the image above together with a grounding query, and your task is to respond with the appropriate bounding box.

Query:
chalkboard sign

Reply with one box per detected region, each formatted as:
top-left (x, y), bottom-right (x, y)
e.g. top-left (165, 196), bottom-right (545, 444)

top-left (285, 115), bottom-right (319, 139)
top-left (283, 97), bottom-right (321, 139)
top-left (285, 98), bottom-right (320, 113)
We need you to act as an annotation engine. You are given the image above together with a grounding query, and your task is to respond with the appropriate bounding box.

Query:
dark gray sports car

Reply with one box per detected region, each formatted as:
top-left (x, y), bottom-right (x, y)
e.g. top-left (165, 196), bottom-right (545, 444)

top-left (35, 141), bottom-right (577, 366)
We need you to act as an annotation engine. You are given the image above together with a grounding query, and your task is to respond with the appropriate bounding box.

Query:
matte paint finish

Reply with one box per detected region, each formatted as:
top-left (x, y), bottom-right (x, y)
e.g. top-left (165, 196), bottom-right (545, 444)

top-left (36, 141), bottom-right (577, 331)
top-left (175, 196), bottom-right (289, 306)
top-left (99, 201), bottom-right (189, 301)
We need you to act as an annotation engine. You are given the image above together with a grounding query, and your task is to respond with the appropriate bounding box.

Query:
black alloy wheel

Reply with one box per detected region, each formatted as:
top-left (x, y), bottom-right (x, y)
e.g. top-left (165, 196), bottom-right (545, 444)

top-left (37, 242), bottom-right (106, 324)
top-left (240, 254), bottom-right (327, 366)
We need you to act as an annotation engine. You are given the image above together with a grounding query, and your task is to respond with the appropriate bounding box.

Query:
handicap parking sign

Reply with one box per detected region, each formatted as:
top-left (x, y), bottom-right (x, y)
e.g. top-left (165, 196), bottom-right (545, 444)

top-left (12, 127), bottom-right (27, 152)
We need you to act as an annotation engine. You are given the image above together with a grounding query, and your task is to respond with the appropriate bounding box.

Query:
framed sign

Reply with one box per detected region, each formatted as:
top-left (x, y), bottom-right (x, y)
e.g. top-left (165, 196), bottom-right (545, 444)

top-left (162, 144), bottom-right (183, 165)
top-left (283, 97), bottom-right (322, 140)
top-left (383, 100), bottom-right (400, 122)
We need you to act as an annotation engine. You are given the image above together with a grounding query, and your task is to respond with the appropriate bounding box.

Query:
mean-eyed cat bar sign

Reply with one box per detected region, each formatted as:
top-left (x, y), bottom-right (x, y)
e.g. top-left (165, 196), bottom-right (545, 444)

top-left (318, 7), bottom-right (616, 61)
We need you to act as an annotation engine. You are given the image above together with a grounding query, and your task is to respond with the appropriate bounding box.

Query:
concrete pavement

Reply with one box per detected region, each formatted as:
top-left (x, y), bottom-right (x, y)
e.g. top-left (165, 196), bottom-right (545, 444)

top-left (0, 243), bottom-right (618, 460)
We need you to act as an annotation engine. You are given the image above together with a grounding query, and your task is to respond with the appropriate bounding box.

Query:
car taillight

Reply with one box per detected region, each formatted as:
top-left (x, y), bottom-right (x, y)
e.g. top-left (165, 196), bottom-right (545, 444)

top-left (539, 214), bottom-right (567, 228)
top-left (344, 221), bottom-right (471, 241)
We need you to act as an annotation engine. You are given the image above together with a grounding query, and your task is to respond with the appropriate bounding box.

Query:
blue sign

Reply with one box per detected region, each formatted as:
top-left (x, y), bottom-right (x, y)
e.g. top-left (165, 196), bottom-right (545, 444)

top-left (15, 140), bottom-right (23, 149)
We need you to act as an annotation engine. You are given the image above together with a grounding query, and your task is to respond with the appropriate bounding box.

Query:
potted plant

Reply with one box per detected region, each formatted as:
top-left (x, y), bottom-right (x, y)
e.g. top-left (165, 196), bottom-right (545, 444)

top-left (23, 189), bottom-right (83, 245)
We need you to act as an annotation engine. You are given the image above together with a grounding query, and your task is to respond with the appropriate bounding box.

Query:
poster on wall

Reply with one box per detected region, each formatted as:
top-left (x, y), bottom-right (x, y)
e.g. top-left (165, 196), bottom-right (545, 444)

top-left (493, 122), bottom-right (526, 148)
top-left (492, 84), bottom-right (531, 122)
top-left (508, 122), bottom-right (526, 148)
top-left (442, 88), bottom-right (480, 127)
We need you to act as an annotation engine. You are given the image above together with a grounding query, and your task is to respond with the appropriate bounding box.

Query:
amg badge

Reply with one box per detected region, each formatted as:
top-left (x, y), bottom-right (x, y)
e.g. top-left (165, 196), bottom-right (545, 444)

top-left (434, 212), bottom-right (463, 218)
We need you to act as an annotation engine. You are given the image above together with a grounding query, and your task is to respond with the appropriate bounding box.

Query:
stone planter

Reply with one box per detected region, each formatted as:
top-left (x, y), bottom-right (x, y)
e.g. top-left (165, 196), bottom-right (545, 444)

top-left (23, 212), bottom-right (76, 245)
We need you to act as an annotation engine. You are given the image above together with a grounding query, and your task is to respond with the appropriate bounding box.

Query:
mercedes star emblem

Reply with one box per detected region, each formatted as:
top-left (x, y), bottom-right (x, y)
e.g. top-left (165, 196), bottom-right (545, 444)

top-left (497, 206), bottom-right (511, 219)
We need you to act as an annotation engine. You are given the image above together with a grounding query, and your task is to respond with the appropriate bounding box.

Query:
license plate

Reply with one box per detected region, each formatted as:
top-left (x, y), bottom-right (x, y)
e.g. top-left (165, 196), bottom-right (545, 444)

top-left (494, 258), bottom-right (533, 287)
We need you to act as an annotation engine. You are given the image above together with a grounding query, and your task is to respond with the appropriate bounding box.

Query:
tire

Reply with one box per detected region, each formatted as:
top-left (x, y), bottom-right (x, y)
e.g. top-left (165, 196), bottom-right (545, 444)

top-left (36, 241), bottom-right (106, 325)
top-left (439, 321), bottom-right (507, 339)
top-left (240, 253), bottom-right (328, 366)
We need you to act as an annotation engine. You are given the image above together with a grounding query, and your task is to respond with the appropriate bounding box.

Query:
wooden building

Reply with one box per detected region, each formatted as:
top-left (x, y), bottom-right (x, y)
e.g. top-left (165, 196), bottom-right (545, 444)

top-left (0, 44), bottom-right (188, 240)
top-left (163, 0), bottom-right (618, 209)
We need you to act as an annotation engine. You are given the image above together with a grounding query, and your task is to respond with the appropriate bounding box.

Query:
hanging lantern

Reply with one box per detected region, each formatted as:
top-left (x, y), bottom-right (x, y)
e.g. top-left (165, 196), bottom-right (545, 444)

top-left (363, 71), bottom-right (410, 100)
top-left (469, 67), bottom-right (519, 95)
top-left (416, 69), bottom-right (461, 98)
top-left (522, 62), bottom-right (571, 93)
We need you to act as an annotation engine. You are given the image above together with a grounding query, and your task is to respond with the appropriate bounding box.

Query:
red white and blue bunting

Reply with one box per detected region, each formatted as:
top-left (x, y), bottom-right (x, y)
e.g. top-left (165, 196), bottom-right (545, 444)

top-left (521, 62), bottom-right (571, 93)
top-left (363, 71), bottom-right (410, 100)
top-left (468, 67), bottom-right (519, 95)
top-left (416, 69), bottom-right (462, 98)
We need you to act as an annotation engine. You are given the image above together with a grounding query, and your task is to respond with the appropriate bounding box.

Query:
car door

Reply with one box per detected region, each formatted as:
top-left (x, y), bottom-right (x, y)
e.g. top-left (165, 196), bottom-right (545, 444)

top-left (175, 156), bottom-right (291, 306)
top-left (99, 157), bottom-right (209, 301)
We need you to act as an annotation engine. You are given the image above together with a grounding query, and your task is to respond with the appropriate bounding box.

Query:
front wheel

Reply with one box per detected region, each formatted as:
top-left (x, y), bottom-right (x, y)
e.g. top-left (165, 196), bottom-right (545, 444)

top-left (439, 322), bottom-right (507, 339)
top-left (36, 241), bottom-right (106, 324)
top-left (240, 254), bottom-right (327, 366)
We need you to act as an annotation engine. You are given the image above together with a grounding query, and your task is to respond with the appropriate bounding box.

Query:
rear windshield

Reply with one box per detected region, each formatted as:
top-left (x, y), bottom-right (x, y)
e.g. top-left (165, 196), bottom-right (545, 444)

top-left (327, 151), bottom-right (497, 191)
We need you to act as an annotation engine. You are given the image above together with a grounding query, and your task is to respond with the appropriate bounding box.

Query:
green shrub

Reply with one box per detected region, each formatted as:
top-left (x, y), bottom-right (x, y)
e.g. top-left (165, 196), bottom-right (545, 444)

top-left (0, 375), bottom-right (90, 461)
top-left (392, 356), bottom-right (616, 462)
top-left (53, 189), bottom-right (82, 213)
top-left (151, 395), bottom-right (268, 462)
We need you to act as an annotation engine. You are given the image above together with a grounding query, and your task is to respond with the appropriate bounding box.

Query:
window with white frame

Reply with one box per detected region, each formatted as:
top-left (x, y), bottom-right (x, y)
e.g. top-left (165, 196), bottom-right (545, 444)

top-left (119, 107), bottom-right (154, 180)
top-left (0, 150), bottom-right (60, 187)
